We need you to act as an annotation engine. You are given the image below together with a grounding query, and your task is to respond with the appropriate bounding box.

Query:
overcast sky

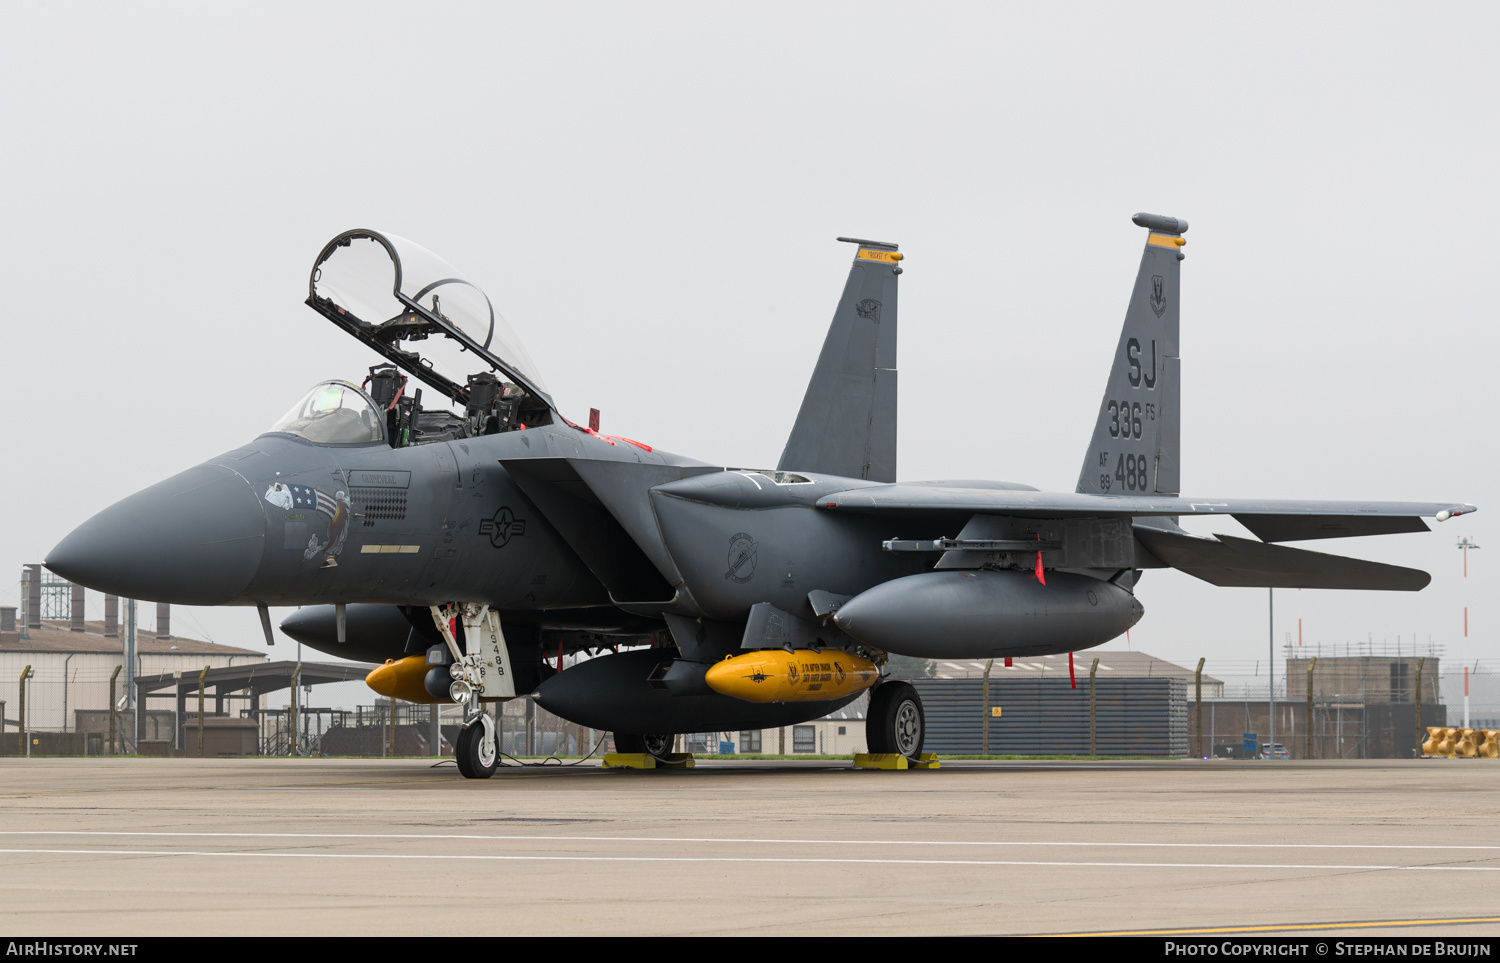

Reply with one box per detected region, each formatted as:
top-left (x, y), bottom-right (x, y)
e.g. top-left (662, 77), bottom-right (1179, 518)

top-left (2, 3), bottom-right (1494, 691)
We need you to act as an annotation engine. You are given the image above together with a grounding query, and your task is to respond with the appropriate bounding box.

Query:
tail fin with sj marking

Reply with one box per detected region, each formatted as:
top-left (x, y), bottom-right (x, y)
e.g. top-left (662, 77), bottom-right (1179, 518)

top-left (778, 237), bottom-right (901, 482)
top-left (1076, 213), bottom-right (1187, 497)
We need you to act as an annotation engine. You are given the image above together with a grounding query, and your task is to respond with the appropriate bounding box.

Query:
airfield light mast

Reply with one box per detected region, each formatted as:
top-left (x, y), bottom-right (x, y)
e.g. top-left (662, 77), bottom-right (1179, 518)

top-left (1458, 537), bottom-right (1479, 728)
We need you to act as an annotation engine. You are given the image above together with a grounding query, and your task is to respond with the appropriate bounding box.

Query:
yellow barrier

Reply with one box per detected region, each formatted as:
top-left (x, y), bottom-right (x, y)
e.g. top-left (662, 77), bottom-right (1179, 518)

top-left (1422, 727), bottom-right (1499, 759)
top-left (603, 753), bottom-right (655, 769)
top-left (852, 753), bottom-right (942, 770)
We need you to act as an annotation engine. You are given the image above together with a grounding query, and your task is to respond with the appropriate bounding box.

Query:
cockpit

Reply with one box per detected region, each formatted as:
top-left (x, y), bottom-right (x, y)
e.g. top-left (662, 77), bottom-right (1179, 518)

top-left (269, 381), bottom-right (387, 446)
top-left (295, 229), bottom-right (555, 449)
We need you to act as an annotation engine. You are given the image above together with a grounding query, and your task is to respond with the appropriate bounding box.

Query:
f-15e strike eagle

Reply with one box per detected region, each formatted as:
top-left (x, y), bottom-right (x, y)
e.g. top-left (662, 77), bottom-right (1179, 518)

top-left (47, 214), bottom-right (1474, 776)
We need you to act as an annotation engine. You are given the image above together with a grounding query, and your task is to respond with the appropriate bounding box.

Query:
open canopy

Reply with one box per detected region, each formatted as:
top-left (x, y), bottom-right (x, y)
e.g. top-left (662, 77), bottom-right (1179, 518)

top-left (306, 229), bottom-right (550, 407)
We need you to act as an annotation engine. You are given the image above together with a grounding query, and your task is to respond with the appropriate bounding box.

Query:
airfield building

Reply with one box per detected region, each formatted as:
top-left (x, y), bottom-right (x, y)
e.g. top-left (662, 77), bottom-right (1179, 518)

top-left (2, 568), bottom-right (267, 752)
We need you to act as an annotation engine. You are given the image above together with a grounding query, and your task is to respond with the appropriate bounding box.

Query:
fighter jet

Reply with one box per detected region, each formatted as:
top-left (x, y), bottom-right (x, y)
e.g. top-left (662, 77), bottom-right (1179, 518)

top-left (46, 214), bottom-right (1475, 777)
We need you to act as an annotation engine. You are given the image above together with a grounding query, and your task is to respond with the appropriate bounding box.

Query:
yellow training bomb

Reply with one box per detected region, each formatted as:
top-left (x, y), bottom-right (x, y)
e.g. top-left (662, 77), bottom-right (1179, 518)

top-left (365, 655), bottom-right (443, 704)
top-left (704, 649), bottom-right (880, 704)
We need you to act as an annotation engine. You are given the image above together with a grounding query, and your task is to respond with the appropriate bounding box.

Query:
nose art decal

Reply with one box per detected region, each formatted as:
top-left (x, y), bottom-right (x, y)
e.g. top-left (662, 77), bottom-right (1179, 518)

top-left (266, 483), bottom-right (353, 563)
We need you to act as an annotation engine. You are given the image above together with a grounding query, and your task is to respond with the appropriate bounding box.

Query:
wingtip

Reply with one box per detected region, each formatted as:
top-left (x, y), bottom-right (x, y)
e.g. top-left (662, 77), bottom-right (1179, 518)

top-left (1131, 212), bottom-right (1189, 235)
top-left (835, 236), bottom-right (899, 251)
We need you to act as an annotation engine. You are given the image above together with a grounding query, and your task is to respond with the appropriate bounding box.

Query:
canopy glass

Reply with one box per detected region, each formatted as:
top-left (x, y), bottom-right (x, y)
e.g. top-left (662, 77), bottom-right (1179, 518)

top-left (307, 230), bottom-right (549, 406)
top-left (269, 381), bottom-right (386, 446)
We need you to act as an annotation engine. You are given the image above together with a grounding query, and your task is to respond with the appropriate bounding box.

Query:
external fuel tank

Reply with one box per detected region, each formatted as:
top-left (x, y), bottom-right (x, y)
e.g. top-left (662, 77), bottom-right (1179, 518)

top-left (532, 649), bottom-right (862, 733)
top-left (831, 570), bottom-right (1142, 659)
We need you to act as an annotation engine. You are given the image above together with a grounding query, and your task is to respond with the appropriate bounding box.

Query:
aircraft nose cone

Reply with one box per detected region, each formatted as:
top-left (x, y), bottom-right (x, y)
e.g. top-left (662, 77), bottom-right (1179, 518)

top-left (46, 463), bottom-right (266, 605)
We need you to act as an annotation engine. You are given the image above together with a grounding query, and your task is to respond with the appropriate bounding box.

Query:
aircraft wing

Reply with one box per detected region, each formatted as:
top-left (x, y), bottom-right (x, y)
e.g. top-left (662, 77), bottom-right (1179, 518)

top-left (819, 485), bottom-right (1474, 539)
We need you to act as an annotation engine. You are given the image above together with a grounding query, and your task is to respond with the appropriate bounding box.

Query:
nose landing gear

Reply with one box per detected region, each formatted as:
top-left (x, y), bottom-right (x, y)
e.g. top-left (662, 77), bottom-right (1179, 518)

top-left (432, 603), bottom-right (515, 780)
top-left (455, 713), bottom-right (498, 779)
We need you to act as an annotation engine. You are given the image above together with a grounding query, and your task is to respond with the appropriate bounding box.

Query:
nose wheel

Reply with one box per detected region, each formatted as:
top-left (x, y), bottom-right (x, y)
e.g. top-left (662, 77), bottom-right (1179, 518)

top-left (455, 713), bottom-right (498, 779)
top-left (866, 681), bottom-right (925, 759)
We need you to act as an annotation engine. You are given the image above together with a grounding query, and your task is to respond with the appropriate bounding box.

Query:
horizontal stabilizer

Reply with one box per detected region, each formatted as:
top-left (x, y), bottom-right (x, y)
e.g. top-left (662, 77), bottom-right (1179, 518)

top-left (1133, 528), bottom-right (1431, 591)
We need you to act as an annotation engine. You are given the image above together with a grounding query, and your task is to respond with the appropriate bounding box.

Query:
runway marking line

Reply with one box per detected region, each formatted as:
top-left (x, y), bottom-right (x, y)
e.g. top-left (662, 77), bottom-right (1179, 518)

top-left (1042, 916), bottom-right (1500, 937)
top-left (1, 831), bottom-right (1497, 854)
top-left (0, 848), bottom-right (1496, 872)
top-left (0, 776), bottom-right (470, 797)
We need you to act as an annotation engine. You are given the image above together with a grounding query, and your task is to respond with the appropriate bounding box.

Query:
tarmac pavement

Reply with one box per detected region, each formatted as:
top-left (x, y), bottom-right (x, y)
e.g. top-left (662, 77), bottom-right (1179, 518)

top-left (0, 757), bottom-right (1495, 936)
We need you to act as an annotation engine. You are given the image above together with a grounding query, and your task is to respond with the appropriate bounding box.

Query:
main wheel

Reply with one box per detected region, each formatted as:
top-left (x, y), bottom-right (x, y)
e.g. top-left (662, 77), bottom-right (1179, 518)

top-left (866, 681), bottom-right (924, 759)
top-left (455, 722), bottom-right (498, 779)
top-left (613, 732), bottom-right (676, 759)
top-left (642, 733), bottom-right (675, 758)
top-left (866, 686), bottom-right (893, 754)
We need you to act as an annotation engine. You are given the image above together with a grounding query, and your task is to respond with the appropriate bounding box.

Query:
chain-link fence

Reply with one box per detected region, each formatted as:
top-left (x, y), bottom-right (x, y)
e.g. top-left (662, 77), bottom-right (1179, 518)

top-left (1184, 648), bottom-right (1500, 760)
top-left (1, 664), bottom-right (131, 735)
top-left (0, 663), bottom-right (740, 757)
top-left (1, 664), bottom-right (137, 755)
top-left (867, 648), bottom-right (1500, 760)
top-left (8, 649), bottom-right (1494, 760)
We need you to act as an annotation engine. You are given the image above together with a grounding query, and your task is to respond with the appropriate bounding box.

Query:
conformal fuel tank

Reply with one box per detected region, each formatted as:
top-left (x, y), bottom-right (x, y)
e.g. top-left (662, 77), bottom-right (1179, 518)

top-left (832, 570), bottom-right (1143, 659)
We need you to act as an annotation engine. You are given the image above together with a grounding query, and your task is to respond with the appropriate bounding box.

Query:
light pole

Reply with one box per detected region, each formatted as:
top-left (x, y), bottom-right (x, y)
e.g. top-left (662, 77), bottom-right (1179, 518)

top-left (1458, 536), bottom-right (1480, 578)
top-left (1458, 537), bottom-right (1479, 727)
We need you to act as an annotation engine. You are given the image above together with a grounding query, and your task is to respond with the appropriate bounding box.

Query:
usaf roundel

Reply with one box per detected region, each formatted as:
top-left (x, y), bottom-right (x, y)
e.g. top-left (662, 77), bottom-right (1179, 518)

top-left (480, 507), bottom-right (527, 548)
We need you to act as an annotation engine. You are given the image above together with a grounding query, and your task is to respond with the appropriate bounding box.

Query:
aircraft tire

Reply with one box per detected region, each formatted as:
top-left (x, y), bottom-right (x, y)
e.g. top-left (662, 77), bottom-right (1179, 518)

top-left (613, 732), bottom-right (676, 760)
top-left (865, 685), bottom-right (894, 754)
top-left (867, 681), bottom-right (924, 760)
top-left (455, 723), bottom-right (498, 779)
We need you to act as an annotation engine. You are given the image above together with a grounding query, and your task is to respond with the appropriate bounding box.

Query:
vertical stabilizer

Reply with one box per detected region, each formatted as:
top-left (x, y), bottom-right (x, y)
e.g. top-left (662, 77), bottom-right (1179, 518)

top-left (778, 237), bottom-right (901, 481)
top-left (1076, 213), bottom-right (1186, 496)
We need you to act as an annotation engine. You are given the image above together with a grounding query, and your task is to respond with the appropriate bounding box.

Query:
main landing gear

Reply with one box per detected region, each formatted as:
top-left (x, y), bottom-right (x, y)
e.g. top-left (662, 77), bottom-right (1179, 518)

top-left (613, 732), bottom-right (676, 761)
top-left (433, 603), bottom-right (515, 780)
top-left (866, 681), bottom-right (925, 759)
